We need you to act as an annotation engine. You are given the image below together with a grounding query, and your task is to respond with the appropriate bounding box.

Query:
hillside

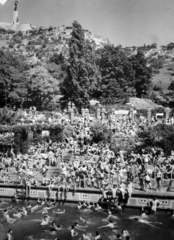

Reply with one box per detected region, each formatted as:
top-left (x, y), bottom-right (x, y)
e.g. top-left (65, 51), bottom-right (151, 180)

top-left (0, 25), bottom-right (110, 64)
top-left (1, 21), bottom-right (174, 109)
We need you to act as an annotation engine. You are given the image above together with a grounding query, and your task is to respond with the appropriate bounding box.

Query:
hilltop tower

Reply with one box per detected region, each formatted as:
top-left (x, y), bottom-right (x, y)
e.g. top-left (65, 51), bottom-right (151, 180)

top-left (11, 1), bottom-right (19, 31)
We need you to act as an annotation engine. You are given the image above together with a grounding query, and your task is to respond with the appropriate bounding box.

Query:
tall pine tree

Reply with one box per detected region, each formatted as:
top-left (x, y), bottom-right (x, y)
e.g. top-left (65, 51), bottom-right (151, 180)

top-left (60, 21), bottom-right (97, 110)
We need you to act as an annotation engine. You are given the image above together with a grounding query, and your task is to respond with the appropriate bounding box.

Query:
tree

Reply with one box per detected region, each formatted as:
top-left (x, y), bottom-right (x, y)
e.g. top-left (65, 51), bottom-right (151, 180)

top-left (168, 81), bottom-right (174, 92)
top-left (95, 45), bottom-right (136, 105)
top-left (90, 121), bottom-right (110, 143)
top-left (0, 49), bottom-right (29, 108)
top-left (60, 21), bottom-right (98, 110)
top-left (27, 65), bottom-right (59, 110)
top-left (137, 124), bottom-right (174, 155)
top-left (167, 42), bottom-right (174, 50)
top-left (129, 50), bottom-right (152, 97)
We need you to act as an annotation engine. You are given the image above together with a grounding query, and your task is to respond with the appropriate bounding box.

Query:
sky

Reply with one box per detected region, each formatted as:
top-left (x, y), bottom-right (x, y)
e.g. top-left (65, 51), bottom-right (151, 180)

top-left (0, 0), bottom-right (174, 46)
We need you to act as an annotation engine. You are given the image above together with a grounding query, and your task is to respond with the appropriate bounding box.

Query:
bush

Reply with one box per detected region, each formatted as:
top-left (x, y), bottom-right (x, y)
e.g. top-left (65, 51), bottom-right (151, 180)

top-left (137, 123), bottom-right (174, 155)
top-left (0, 123), bottom-right (64, 153)
top-left (90, 121), bottom-right (110, 143)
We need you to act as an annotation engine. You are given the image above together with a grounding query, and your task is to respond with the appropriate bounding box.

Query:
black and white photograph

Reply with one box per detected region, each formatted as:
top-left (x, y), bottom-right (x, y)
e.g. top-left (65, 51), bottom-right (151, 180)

top-left (0, 0), bottom-right (174, 239)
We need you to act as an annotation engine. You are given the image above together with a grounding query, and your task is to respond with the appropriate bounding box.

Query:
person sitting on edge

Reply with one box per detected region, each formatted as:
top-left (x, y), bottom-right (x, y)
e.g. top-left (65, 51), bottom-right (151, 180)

top-left (77, 202), bottom-right (83, 210)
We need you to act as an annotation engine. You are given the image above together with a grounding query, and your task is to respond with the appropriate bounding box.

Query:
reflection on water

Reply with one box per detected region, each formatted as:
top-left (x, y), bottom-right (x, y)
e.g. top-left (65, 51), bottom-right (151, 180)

top-left (0, 200), bottom-right (174, 240)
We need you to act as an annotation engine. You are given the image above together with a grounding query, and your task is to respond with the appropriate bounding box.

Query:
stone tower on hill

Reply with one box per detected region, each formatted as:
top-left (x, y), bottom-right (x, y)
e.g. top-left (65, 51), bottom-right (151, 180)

top-left (11, 1), bottom-right (19, 31)
top-left (0, 0), bottom-right (33, 32)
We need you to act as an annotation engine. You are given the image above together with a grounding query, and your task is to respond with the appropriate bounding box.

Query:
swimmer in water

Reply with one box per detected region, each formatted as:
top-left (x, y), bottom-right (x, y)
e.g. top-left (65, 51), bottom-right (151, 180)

top-left (94, 231), bottom-right (101, 240)
top-left (71, 225), bottom-right (78, 237)
top-left (121, 230), bottom-right (130, 239)
top-left (171, 211), bottom-right (174, 218)
top-left (80, 233), bottom-right (91, 240)
top-left (128, 216), bottom-right (161, 228)
top-left (0, 205), bottom-right (13, 212)
top-left (21, 207), bottom-right (27, 216)
top-left (79, 217), bottom-right (89, 224)
top-left (99, 219), bottom-right (117, 229)
top-left (41, 215), bottom-right (50, 226)
top-left (47, 198), bottom-right (56, 207)
top-left (141, 207), bottom-right (148, 218)
top-left (26, 202), bottom-right (32, 209)
top-left (45, 221), bottom-right (62, 235)
top-left (13, 209), bottom-right (22, 219)
top-left (53, 208), bottom-right (65, 214)
top-left (102, 209), bottom-right (119, 222)
top-left (6, 229), bottom-right (14, 240)
top-left (86, 202), bottom-right (92, 209)
top-left (41, 204), bottom-right (56, 214)
top-left (94, 203), bottom-right (102, 211)
top-left (0, 200), bottom-right (8, 205)
top-left (3, 209), bottom-right (16, 224)
top-left (74, 222), bottom-right (87, 231)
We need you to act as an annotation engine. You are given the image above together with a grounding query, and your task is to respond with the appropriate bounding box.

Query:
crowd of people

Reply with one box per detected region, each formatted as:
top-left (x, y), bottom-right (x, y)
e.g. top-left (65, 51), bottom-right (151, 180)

top-left (0, 108), bottom-right (174, 240)
top-left (0, 111), bottom-right (174, 200)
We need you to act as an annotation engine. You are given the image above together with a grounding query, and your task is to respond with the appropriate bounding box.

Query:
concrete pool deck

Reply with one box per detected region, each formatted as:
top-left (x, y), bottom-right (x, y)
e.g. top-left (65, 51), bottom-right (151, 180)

top-left (0, 183), bottom-right (174, 210)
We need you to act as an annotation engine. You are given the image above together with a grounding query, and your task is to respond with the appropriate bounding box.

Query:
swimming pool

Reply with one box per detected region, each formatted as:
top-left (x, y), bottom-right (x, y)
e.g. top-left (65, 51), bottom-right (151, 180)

top-left (0, 200), bottom-right (174, 240)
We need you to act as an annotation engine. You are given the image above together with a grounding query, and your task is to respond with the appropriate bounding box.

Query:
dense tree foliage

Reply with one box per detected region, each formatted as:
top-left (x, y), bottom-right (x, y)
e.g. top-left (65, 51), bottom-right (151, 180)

top-left (129, 51), bottom-right (152, 97)
top-left (95, 45), bottom-right (136, 104)
top-left (60, 21), bottom-right (98, 110)
top-left (0, 21), bottom-right (154, 111)
top-left (27, 65), bottom-right (59, 110)
top-left (0, 50), bottom-right (29, 107)
top-left (138, 124), bottom-right (174, 155)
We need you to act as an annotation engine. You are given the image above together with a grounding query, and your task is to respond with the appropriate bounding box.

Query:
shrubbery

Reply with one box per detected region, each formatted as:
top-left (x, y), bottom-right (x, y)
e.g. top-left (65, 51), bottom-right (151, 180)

top-left (0, 123), bottom-right (64, 153)
top-left (137, 123), bottom-right (174, 155)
